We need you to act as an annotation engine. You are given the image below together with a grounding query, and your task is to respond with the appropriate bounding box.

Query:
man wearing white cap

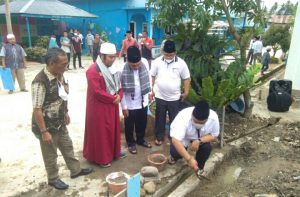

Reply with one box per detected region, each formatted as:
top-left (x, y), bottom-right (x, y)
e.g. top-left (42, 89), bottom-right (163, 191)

top-left (84, 43), bottom-right (125, 167)
top-left (0, 33), bottom-right (28, 94)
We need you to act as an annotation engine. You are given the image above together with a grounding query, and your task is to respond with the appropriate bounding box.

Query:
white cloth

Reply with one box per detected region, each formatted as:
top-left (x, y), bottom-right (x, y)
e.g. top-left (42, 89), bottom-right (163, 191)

top-left (170, 107), bottom-right (220, 147)
top-left (150, 56), bottom-right (190, 101)
top-left (253, 40), bottom-right (263, 54)
top-left (121, 58), bottom-right (150, 110)
top-left (86, 34), bottom-right (94, 46)
top-left (60, 37), bottom-right (71, 53)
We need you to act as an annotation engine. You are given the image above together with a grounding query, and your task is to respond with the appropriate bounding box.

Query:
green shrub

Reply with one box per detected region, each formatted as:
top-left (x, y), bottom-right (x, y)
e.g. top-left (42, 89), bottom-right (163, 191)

top-left (35, 36), bottom-right (49, 48)
top-left (21, 36), bottom-right (49, 48)
top-left (21, 36), bottom-right (38, 48)
top-left (25, 47), bottom-right (47, 63)
top-left (270, 56), bottom-right (279, 64)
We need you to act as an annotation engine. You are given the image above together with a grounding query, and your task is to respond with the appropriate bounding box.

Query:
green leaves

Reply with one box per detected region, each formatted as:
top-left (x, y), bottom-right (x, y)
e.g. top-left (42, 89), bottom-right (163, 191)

top-left (188, 62), bottom-right (260, 110)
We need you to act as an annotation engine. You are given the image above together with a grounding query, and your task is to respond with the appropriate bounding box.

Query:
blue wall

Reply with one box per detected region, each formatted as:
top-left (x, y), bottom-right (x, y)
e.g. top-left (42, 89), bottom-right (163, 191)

top-left (60, 0), bottom-right (161, 50)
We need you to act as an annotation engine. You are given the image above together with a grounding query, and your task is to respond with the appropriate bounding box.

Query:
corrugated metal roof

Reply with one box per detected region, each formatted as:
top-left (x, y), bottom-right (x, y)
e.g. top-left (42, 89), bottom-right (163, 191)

top-left (0, 0), bottom-right (97, 18)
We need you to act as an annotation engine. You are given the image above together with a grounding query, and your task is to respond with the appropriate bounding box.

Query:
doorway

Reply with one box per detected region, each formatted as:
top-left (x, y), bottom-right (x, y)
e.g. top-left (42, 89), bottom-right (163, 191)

top-left (129, 21), bottom-right (136, 38)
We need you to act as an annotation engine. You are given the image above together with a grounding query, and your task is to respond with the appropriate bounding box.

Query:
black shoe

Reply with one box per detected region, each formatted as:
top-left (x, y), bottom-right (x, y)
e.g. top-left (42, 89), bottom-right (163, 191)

top-left (71, 168), bottom-right (93, 179)
top-left (48, 179), bottom-right (69, 190)
top-left (21, 89), bottom-right (28, 92)
top-left (79, 66), bottom-right (84, 69)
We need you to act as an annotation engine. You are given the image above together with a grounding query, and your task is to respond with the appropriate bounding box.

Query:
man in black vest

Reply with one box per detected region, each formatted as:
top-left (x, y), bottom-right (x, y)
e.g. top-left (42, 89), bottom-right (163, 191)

top-left (31, 48), bottom-right (92, 190)
top-left (0, 34), bottom-right (28, 94)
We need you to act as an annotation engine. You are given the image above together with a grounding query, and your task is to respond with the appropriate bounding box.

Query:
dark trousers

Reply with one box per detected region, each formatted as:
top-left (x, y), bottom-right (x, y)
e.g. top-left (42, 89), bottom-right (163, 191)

top-left (155, 98), bottom-right (180, 141)
top-left (73, 52), bottom-right (82, 68)
top-left (124, 107), bottom-right (148, 147)
top-left (66, 53), bottom-right (71, 68)
top-left (253, 53), bottom-right (261, 64)
top-left (247, 49), bottom-right (254, 64)
top-left (261, 63), bottom-right (269, 72)
top-left (170, 142), bottom-right (212, 170)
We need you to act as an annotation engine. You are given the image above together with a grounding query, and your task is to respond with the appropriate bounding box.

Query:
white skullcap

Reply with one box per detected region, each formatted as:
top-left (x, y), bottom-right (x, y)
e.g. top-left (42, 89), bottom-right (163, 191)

top-left (7, 34), bottom-right (15, 39)
top-left (100, 42), bottom-right (117, 55)
top-left (138, 33), bottom-right (142, 36)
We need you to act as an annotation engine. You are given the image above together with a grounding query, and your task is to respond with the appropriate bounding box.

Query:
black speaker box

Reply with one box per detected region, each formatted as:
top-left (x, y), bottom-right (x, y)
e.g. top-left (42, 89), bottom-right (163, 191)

top-left (267, 80), bottom-right (293, 112)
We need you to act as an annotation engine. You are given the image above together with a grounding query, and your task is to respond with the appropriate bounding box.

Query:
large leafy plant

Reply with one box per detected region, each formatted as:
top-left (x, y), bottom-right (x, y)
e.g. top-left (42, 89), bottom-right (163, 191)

top-left (188, 62), bottom-right (260, 110)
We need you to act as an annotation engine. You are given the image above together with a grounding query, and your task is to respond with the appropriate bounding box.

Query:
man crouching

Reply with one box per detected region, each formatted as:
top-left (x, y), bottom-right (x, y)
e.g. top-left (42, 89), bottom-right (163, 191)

top-left (168, 100), bottom-right (219, 176)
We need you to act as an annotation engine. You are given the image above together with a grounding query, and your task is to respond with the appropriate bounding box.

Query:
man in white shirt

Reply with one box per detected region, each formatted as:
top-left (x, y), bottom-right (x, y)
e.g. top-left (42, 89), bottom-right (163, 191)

top-left (169, 101), bottom-right (219, 174)
top-left (150, 40), bottom-right (191, 146)
top-left (121, 46), bottom-right (152, 154)
top-left (252, 36), bottom-right (263, 64)
top-left (86, 30), bottom-right (94, 56)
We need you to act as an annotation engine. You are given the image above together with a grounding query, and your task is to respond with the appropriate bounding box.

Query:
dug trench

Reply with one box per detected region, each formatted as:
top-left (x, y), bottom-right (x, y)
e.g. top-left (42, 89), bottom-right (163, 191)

top-left (189, 115), bottom-right (300, 197)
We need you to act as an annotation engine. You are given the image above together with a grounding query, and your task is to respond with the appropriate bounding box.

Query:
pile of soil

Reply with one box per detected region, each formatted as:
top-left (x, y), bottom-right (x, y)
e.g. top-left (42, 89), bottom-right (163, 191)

top-left (190, 115), bottom-right (300, 197)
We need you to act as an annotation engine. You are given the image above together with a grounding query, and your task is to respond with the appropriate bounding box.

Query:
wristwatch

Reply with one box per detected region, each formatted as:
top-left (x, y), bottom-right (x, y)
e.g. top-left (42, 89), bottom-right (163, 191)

top-left (40, 128), bottom-right (47, 133)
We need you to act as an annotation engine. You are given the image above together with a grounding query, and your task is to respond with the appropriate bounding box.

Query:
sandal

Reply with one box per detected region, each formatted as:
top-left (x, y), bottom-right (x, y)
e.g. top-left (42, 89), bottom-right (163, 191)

top-left (155, 139), bottom-right (163, 146)
top-left (168, 155), bottom-right (176, 165)
top-left (137, 141), bottom-right (152, 148)
top-left (99, 163), bottom-right (111, 168)
top-left (128, 146), bottom-right (137, 154)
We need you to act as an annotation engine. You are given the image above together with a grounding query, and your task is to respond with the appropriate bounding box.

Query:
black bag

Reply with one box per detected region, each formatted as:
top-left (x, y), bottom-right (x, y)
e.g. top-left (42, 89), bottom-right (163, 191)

top-left (267, 80), bottom-right (292, 112)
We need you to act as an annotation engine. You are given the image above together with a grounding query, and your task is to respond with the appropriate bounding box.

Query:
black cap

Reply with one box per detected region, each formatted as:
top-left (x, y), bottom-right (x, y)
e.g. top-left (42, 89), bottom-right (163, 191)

top-left (164, 40), bottom-right (176, 53)
top-left (192, 101), bottom-right (210, 120)
top-left (126, 30), bottom-right (132, 34)
top-left (127, 46), bottom-right (141, 63)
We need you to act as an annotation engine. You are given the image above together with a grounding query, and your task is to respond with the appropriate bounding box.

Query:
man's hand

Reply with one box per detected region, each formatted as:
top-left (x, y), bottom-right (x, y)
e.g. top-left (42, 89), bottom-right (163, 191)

top-left (64, 113), bottom-right (70, 125)
top-left (113, 94), bottom-right (121, 104)
top-left (42, 132), bottom-right (53, 145)
top-left (190, 140), bottom-right (200, 152)
top-left (122, 109), bottom-right (129, 118)
top-left (187, 157), bottom-right (198, 171)
top-left (149, 92), bottom-right (155, 102)
top-left (181, 92), bottom-right (188, 102)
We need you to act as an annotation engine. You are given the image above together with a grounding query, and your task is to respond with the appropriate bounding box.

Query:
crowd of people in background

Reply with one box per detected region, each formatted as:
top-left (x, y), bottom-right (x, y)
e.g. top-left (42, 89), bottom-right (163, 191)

top-left (246, 35), bottom-right (271, 75)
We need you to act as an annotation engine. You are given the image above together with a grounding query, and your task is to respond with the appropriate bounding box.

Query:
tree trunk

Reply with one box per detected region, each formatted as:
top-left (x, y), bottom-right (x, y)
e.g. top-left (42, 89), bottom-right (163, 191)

top-left (5, 0), bottom-right (13, 34)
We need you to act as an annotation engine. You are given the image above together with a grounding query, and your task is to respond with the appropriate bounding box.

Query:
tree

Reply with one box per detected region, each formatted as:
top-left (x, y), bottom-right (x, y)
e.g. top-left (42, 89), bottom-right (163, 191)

top-left (4, 0), bottom-right (13, 34)
top-left (264, 25), bottom-right (291, 56)
top-left (148, 0), bottom-right (266, 117)
top-left (270, 2), bottom-right (278, 15)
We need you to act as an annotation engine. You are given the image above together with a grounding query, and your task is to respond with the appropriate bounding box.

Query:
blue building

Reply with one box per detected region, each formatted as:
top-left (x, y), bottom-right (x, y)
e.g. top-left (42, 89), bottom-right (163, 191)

top-left (61, 0), bottom-right (165, 50)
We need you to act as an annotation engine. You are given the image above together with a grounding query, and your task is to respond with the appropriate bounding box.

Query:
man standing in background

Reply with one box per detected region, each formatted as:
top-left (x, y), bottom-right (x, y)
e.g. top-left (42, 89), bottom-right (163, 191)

top-left (0, 33), bottom-right (28, 94)
top-left (119, 30), bottom-right (139, 62)
top-left (141, 31), bottom-right (153, 67)
top-left (71, 33), bottom-right (84, 69)
top-left (86, 30), bottom-right (94, 56)
top-left (60, 31), bottom-right (72, 70)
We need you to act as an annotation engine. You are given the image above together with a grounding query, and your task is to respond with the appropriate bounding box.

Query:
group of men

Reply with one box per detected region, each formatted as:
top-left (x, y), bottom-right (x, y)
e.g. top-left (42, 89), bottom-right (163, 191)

top-left (119, 30), bottom-right (153, 67)
top-left (54, 29), bottom-right (105, 70)
top-left (0, 30), bottom-right (221, 190)
top-left (247, 35), bottom-right (271, 75)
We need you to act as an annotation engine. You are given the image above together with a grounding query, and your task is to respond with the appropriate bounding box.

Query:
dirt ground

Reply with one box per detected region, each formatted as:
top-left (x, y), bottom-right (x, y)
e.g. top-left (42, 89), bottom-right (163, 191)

top-left (190, 109), bottom-right (300, 197)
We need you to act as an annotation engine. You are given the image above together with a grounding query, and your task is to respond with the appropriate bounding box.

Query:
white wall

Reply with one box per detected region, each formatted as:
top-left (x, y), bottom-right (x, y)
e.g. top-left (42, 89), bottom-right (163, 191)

top-left (285, 3), bottom-right (300, 90)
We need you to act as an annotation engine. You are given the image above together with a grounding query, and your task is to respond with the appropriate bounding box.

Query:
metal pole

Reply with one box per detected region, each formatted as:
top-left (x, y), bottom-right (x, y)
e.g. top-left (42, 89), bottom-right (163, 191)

top-left (25, 17), bottom-right (32, 48)
top-left (5, 0), bottom-right (13, 34)
top-left (220, 105), bottom-right (225, 148)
